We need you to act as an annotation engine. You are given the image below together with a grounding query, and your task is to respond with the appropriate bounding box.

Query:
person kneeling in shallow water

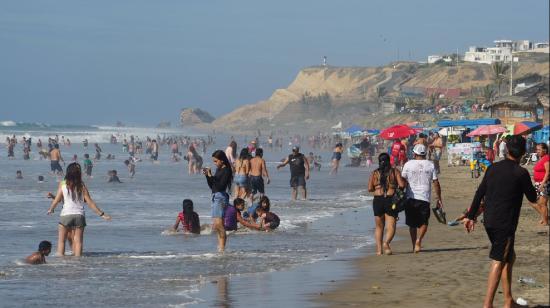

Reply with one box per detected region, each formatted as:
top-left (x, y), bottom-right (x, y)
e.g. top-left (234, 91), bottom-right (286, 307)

top-left (172, 199), bottom-right (201, 234)
top-left (251, 207), bottom-right (280, 232)
top-left (108, 170), bottom-right (122, 183)
top-left (26, 241), bottom-right (52, 264)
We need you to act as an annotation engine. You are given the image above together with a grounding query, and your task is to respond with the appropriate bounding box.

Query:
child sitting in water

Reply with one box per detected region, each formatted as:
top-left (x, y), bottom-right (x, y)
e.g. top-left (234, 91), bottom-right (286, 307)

top-left (242, 195), bottom-right (271, 222)
top-left (25, 241), bottom-right (52, 264)
top-left (108, 170), bottom-right (122, 183)
top-left (255, 207), bottom-right (280, 231)
top-left (172, 199), bottom-right (201, 234)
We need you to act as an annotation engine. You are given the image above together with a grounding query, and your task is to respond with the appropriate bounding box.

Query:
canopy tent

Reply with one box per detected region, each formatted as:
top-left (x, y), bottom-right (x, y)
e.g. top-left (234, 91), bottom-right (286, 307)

top-left (437, 118), bottom-right (501, 127)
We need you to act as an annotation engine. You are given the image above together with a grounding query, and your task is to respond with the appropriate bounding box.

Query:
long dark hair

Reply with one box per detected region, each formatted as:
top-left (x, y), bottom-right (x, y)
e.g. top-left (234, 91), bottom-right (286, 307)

top-left (182, 199), bottom-right (194, 227)
top-left (65, 162), bottom-right (84, 202)
top-left (239, 148), bottom-right (249, 160)
top-left (212, 149), bottom-right (233, 189)
top-left (229, 141), bottom-right (237, 159)
top-left (259, 195), bottom-right (271, 212)
top-left (377, 153), bottom-right (391, 190)
top-left (182, 199), bottom-right (200, 234)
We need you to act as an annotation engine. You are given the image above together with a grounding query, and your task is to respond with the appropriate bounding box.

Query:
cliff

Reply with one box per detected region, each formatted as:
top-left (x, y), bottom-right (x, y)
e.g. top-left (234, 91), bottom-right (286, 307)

top-left (212, 54), bottom-right (549, 133)
top-left (180, 108), bottom-right (215, 126)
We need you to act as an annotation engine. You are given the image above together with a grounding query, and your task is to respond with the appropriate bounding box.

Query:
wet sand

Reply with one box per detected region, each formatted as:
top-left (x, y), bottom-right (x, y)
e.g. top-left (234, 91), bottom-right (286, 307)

top-left (319, 164), bottom-right (550, 307)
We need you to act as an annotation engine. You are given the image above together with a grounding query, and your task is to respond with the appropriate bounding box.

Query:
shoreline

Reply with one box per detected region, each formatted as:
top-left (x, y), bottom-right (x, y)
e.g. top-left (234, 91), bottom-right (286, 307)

top-left (317, 164), bottom-right (550, 307)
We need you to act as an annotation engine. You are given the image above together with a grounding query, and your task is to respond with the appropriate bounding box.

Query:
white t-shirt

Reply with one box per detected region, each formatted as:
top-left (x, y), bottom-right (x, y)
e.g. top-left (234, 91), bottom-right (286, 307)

top-left (498, 141), bottom-right (507, 158)
top-left (401, 159), bottom-right (438, 202)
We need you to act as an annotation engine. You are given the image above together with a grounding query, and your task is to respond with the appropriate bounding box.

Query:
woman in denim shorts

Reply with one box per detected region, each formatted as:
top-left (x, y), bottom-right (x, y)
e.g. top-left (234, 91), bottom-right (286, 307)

top-left (204, 150), bottom-right (233, 252)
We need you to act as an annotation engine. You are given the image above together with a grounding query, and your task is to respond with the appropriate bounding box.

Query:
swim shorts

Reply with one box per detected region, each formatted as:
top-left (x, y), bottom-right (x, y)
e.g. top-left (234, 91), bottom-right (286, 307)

top-left (250, 176), bottom-right (265, 194)
top-left (485, 227), bottom-right (515, 262)
top-left (405, 199), bottom-right (430, 228)
top-left (59, 214), bottom-right (86, 228)
top-left (372, 196), bottom-right (397, 217)
top-left (51, 161), bottom-right (63, 173)
top-left (211, 192), bottom-right (229, 218)
top-left (151, 153), bottom-right (158, 161)
top-left (290, 175), bottom-right (306, 188)
top-left (433, 148), bottom-right (442, 161)
top-left (234, 174), bottom-right (248, 187)
top-left (332, 152), bottom-right (342, 161)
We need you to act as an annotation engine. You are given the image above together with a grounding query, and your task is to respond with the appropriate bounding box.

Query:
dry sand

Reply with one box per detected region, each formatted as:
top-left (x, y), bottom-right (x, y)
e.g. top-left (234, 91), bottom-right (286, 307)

top-left (318, 163), bottom-right (549, 307)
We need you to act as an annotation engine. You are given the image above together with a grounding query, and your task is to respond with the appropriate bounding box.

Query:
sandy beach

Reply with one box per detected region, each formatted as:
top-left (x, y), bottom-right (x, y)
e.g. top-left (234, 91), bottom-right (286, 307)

top-left (319, 163), bottom-right (550, 307)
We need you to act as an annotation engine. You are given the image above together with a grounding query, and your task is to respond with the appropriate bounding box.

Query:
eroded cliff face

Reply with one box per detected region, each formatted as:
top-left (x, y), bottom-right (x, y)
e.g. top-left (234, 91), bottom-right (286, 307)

top-left (212, 58), bottom-right (549, 132)
top-left (180, 108), bottom-right (215, 126)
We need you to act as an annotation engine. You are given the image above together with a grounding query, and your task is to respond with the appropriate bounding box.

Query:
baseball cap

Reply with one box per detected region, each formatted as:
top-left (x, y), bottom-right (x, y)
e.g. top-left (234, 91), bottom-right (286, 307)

top-left (292, 145), bottom-right (300, 151)
top-left (412, 144), bottom-right (427, 156)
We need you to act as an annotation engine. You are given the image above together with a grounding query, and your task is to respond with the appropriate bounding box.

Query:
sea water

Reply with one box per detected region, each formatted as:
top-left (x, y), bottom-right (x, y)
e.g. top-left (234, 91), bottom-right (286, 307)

top-left (0, 126), bottom-right (375, 307)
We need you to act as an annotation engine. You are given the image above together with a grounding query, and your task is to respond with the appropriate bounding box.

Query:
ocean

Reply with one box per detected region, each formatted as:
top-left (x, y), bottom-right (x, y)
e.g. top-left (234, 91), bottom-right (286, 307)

top-left (0, 125), bottom-right (377, 307)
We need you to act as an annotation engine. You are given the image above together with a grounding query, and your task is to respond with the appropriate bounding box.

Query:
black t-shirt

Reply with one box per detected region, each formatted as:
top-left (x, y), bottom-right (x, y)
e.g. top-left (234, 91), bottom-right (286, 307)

top-left (468, 159), bottom-right (537, 231)
top-left (206, 166), bottom-right (232, 193)
top-left (288, 153), bottom-right (306, 177)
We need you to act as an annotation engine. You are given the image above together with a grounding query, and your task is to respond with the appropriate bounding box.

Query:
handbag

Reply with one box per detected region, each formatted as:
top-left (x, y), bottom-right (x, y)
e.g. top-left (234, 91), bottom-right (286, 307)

top-left (390, 169), bottom-right (408, 213)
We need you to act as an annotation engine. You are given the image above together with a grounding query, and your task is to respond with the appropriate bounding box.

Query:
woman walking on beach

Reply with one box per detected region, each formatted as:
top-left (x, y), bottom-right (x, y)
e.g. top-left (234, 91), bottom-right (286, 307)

top-left (204, 150), bottom-right (233, 253)
top-left (225, 140), bottom-right (237, 166)
top-left (47, 162), bottom-right (111, 256)
top-left (533, 143), bottom-right (549, 225)
top-left (187, 145), bottom-right (200, 175)
top-left (368, 153), bottom-right (405, 255)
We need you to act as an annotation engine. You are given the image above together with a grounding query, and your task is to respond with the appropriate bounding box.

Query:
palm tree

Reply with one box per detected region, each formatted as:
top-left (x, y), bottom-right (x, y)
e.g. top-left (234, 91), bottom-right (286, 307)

top-left (481, 85), bottom-right (496, 103)
top-left (491, 62), bottom-right (509, 96)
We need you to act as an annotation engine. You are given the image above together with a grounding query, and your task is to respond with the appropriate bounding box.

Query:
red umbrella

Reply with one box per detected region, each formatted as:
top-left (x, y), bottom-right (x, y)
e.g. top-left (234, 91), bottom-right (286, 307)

top-left (379, 125), bottom-right (417, 140)
top-left (513, 121), bottom-right (542, 135)
top-left (466, 125), bottom-right (507, 137)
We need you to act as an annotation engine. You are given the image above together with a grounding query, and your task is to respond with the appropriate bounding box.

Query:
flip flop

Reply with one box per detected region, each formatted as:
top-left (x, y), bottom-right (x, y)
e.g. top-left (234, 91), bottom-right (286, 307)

top-left (447, 220), bottom-right (460, 226)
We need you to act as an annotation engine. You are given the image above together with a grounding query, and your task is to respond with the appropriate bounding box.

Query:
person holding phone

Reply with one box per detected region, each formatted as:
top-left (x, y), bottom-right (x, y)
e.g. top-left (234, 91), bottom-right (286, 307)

top-left (204, 150), bottom-right (233, 253)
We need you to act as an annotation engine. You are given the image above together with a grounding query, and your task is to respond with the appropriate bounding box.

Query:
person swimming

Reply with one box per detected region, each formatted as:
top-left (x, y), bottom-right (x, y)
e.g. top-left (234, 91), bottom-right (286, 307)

top-left (108, 170), bottom-right (122, 183)
top-left (172, 199), bottom-right (201, 234)
top-left (25, 241), bottom-right (52, 264)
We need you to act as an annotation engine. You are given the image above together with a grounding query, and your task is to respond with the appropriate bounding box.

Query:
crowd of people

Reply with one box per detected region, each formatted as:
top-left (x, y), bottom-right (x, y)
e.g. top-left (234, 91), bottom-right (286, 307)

top-left (5, 129), bottom-right (549, 307)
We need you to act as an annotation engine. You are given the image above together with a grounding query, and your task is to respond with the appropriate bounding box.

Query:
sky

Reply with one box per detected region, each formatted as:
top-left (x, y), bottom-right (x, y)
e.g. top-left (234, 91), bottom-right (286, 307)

top-left (0, 0), bottom-right (548, 126)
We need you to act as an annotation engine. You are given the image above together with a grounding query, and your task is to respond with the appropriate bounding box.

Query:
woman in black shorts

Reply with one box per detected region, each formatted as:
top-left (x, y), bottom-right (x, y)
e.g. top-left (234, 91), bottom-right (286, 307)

top-left (368, 153), bottom-right (405, 255)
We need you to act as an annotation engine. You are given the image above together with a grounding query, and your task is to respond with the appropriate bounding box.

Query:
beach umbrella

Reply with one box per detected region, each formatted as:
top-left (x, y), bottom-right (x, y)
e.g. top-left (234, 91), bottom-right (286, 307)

top-left (513, 121), bottom-right (543, 135)
top-left (379, 125), bottom-right (416, 140)
top-left (345, 125), bottom-right (365, 134)
top-left (466, 125), bottom-right (507, 137)
top-left (366, 129), bottom-right (380, 135)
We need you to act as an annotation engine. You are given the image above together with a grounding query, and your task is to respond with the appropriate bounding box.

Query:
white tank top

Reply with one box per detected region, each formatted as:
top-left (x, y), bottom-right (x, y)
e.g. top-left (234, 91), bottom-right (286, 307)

top-left (60, 181), bottom-right (85, 216)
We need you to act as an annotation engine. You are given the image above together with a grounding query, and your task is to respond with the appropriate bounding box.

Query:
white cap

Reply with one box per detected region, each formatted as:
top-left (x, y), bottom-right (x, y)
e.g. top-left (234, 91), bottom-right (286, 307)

top-left (413, 144), bottom-right (427, 156)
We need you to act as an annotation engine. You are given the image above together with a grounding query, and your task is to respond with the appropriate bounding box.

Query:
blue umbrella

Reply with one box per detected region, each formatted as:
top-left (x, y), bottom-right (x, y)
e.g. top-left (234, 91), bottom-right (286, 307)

top-left (345, 125), bottom-right (365, 134)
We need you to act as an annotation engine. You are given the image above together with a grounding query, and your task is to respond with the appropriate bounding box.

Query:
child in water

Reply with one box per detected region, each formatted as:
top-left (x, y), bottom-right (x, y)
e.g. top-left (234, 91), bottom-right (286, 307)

top-left (124, 159), bottom-right (136, 178)
top-left (83, 154), bottom-right (93, 178)
top-left (172, 199), bottom-right (201, 234)
top-left (225, 198), bottom-right (257, 231)
top-left (108, 170), bottom-right (122, 183)
top-left (25, 241), bottom-right (52, 264)
top-left (255, 207), bottom-right (280, 231)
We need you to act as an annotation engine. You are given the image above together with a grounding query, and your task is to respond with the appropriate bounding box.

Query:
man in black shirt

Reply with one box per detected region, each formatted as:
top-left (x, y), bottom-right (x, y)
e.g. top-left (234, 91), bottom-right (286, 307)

top-left (277, 146), bottom-right (310, 200)
top-left (465, 135), bottom-right (538, 308)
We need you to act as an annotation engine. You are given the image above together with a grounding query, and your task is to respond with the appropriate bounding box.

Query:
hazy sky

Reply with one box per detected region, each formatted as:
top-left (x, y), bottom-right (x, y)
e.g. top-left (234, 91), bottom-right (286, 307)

top-left (1, 0), bottom-right (548, 125)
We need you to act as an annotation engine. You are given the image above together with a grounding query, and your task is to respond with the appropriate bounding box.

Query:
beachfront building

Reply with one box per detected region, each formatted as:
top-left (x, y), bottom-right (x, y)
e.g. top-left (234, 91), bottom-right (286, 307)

top-left (487, 81), bottom-right (549, 126)
top-left (464, 46), bottom-right (512, 64)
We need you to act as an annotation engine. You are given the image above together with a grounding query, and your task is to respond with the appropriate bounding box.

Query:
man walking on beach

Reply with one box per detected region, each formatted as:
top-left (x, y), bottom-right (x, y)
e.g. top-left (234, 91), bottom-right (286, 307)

top-left (464, 135), bottom-right (538, 308)
top-left (401, 144), bottom-right (442, 253)
top-left (277, 146), bottom-right (310, 200)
